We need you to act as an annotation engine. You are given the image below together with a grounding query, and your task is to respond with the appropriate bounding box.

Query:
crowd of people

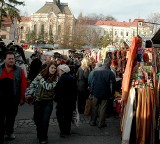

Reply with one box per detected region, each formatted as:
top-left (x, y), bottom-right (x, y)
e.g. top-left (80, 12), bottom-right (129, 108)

top-left (0, 39), bottom-right (118, 144)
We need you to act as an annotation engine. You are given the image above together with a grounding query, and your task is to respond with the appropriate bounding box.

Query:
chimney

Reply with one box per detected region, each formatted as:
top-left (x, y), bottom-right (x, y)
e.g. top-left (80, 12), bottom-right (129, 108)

top-left (129, 19), bottom-right (131, 22)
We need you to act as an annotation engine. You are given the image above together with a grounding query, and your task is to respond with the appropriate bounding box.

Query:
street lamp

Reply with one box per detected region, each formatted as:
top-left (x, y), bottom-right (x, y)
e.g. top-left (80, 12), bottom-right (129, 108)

top-left (20, 26), bottom-right (23, 42)
top-left (137, 21), bottom-right (143, 36)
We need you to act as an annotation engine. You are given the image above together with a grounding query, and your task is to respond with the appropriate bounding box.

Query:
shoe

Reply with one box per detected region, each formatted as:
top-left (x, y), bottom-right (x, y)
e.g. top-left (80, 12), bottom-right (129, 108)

top-left (60, 133), bottom-right (65, 138)
top-left (5, 133), bottom-right (16, 140)
top-left (89, 122), bottom-right (96, 126)
top-left (98, 124), bottom-right (107, 128)
top-left (39, 140), bottom-right (47, 144)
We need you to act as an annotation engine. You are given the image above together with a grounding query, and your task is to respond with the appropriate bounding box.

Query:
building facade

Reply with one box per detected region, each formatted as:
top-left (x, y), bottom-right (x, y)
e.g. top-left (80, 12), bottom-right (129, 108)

top-left (88, 19), bottom-right (153, 45)
top-left (19, 0), bottom-right (75, 44)
top-left (1, 1), bottom-right (153, 47)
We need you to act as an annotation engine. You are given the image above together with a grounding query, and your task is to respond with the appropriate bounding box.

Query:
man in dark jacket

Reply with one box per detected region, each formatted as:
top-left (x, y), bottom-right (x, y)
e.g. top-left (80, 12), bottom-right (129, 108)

top-left (0, 51), bottom-right (27, 143)
top-left (90, 58), bottom-right (116, 128)
top-left (28, 54), bottom-right (42, 81)
top-left (54, 64), bottom-right (77, 137)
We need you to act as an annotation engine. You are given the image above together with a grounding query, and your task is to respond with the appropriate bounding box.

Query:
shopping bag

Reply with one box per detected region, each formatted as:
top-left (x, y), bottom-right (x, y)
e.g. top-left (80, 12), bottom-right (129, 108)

top-left (72, 107), bottom-right (79, 127)
top-left (84, 95), bottom-right (93, 116)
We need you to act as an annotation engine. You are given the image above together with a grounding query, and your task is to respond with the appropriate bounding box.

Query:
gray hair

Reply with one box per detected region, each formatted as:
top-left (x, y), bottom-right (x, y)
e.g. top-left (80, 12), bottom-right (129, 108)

top-left (104, 58), bottom-right (111, 66)
top-left (95, 62), bottom-right (102, 68)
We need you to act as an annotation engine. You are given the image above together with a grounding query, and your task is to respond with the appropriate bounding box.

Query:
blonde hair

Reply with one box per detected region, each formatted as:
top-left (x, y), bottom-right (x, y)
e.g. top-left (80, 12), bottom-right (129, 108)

top-left (81, 57), bottom-right (90, 69)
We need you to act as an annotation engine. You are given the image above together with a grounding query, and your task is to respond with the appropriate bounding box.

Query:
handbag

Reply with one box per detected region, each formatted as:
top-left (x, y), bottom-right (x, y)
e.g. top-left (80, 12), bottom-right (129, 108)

top-left (84, 95), bottom-right (93, 116)
top-left (72, 105), bottom-right (79, 127)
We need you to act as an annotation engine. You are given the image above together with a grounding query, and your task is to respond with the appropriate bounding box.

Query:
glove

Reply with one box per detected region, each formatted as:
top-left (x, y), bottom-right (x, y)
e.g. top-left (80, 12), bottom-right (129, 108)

top-left (37, 74), bottom-right (42, 80)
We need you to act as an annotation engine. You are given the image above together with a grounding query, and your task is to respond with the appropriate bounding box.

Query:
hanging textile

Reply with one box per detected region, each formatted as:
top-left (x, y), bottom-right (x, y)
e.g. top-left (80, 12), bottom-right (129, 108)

top-left (121, 37), bottom-right (142, 103)
top-left (121, 87), bottom-right (136, 144)
top-left (121, 37), bottom-right (157, 144)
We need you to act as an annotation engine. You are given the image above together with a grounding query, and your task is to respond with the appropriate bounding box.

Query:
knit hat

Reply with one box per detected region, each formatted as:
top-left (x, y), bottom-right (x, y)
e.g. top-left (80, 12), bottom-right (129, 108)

top-left (58, 64), bottom-right (70, 73)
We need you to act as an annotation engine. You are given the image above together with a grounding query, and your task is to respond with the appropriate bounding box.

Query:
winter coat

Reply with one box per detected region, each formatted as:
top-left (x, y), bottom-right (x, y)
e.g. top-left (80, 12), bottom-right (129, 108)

top-left (28, 58), bottom-right (42, 81)
top-left (76, 67), bottom-right (90, 92)
top-left (91, 65), bottom-right (116, 100)
top-left (27, 74), bottom-right (58, 101)
top-left (54, 73), bottom-right (77, 110)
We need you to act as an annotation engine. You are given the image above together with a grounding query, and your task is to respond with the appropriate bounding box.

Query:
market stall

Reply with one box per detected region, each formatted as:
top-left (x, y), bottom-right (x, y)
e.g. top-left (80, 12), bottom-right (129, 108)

top-left (151, 28), bottom-right (160, 143)
top-left (121, 37), bottom-right (157, 144)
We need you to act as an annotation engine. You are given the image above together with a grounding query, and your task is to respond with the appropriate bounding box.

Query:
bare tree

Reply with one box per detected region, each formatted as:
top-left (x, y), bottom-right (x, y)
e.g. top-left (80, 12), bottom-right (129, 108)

top-left (105, 15), bottom-right (117, 21)
top-left (98, 34), bottom-right (112, 47)
top-left (85, 27), bottom-right (100, 48)
top-left (71, 13), bottom-right (88, 49)
top-left (56, 15), bottom-right (76, 49)
top-left (146, 12), bottom-right (160, 34)
top-left (85, 13), bottom-right (117, 21)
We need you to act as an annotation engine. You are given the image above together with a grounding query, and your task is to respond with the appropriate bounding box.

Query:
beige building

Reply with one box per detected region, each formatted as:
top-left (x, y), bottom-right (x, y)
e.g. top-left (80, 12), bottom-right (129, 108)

top-left (19, 0), bottom-right (75, 43)
top-left (0, 1), bottom-right (153, 47)
top-left (88, 19), bottom-right (153, 45)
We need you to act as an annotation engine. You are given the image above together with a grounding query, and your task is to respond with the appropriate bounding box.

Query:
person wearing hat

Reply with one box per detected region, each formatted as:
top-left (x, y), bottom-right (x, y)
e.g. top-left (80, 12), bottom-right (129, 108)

top-left (27, 54), bottom-right (42, 82)
top-left (54, 64), bottom-right (77, 137)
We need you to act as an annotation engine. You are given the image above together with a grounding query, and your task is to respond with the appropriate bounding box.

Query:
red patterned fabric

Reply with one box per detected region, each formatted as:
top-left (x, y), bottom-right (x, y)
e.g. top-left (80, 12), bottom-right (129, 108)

top-left (121, 37), bottom-right (142, 102)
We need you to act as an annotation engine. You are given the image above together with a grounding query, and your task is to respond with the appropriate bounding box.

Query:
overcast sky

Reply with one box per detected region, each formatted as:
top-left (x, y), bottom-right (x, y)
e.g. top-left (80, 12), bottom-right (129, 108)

top-left (19, 0), bottom-right (160, 22)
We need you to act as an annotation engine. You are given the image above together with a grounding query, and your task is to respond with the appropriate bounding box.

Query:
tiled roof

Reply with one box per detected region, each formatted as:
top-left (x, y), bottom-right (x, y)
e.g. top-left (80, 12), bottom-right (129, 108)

top-left (35, 2), bottom-right (72, 15)
top-left (20, 16), bottom-right (31, 22)
top-left (86, 20), bottom-right (98, 25)
top-left (131, 19), bottom-right (144, 26)
top-left (36, 2), bottom-right (61, 14)
top-left (89, 18), bottom-right (145, 27)
top-left (95, 20), bottom-right (131, 27)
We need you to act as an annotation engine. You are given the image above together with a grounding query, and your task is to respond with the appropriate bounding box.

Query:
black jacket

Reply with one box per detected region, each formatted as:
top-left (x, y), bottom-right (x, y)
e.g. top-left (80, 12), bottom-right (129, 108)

top-left (28, 58), bottom-right (42, 81)
top-left (54, 73), bottom-right (77, 110)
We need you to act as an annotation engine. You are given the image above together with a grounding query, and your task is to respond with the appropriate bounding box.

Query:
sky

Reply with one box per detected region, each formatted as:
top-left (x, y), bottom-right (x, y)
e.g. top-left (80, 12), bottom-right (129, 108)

top-left (19, 0), bottom-right (160, 22)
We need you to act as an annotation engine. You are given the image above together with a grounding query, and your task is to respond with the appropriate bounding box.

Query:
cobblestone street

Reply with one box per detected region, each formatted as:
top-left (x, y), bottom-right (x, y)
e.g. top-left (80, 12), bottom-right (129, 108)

top-left (3, 104), bottom-right (121, 144)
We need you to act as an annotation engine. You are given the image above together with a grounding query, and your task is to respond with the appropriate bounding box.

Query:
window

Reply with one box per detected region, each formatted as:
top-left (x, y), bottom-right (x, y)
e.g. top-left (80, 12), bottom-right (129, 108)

top-left (49, 25), bottom-right (52, 35)
top-left (120, 31), bottom-right (123, 36)
top-left (34, 24), bottom-right (37, 34)
top-left (138, 22), bottom-right (143, 27)
top-left (110, 31), bottom-right (112, 35)
top-left (115, 31), bottom-right (117, 36)
top-left (41, 24), bottom-right (44, 33)
top-left (126, 32), bottom-right (129, 36)
top-left (58, 25), bottom-right (61, 35)
top-left (133, 31), bottom-right (135, 36)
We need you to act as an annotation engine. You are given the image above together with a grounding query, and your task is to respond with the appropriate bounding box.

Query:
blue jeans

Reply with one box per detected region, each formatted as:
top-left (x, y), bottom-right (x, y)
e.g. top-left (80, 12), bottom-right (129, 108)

top-left (34, 100), bottom-right (53, 141)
